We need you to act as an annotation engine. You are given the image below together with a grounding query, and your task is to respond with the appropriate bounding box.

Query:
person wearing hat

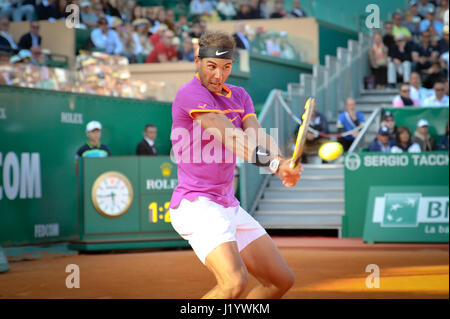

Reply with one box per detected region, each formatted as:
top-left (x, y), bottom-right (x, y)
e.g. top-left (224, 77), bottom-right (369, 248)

top-left (75, 121), bottom-right (111, 175)
top-left (380, 111), bottom-right (397, 142)
top-left (412, 118), bottom-right (436, 151)
top-left (132, 18), bottom-right (153, 62)
top-left (79, 1), bottom-right (98, 29)
top-left (391, 126), bottom-right (422, 153)
top-left (368, 126), bottom-right (396, 152)
top-left (388, 33), bottom-right (414, 85)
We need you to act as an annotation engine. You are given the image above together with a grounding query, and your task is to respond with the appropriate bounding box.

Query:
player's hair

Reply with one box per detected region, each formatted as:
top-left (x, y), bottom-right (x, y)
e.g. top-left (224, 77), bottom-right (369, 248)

top-left (144, 124), bottom-right (155, 130)
top-left (198, 31), bottom-right (235, 50)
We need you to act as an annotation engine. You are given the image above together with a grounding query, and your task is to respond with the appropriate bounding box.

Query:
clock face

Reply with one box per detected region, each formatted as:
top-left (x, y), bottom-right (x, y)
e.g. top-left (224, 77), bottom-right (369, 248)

top-left (91, 172), bottom-right (133, 218)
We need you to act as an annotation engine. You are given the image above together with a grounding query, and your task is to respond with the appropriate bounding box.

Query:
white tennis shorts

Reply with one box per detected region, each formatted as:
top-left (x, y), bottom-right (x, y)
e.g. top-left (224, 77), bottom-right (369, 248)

top-left (170, 196), bottom-right (267, 264)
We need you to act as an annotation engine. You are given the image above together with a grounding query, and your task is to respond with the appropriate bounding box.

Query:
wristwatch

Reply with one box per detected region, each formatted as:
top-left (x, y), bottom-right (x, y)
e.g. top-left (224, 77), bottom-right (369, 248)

top-left (269, 158), bottom-right (280, 174)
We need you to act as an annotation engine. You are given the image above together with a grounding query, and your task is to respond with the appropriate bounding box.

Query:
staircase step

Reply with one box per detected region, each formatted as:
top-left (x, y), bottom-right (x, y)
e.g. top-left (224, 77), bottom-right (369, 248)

top-left (269, 177), bottom-right (344, 188)
top-left (255, 209), bottom-right (345, 216)
top-left (254, 214), bottom-right (343, 229)
top-left (258, 198), bottom-right (344, 211)
top-left (263, 189), bottom-right (343, 200)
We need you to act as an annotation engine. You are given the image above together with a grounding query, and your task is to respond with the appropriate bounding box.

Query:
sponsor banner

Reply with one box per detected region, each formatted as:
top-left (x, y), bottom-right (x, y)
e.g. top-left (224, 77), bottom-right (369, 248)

top-left (363, 186), bottom-right (449, 243)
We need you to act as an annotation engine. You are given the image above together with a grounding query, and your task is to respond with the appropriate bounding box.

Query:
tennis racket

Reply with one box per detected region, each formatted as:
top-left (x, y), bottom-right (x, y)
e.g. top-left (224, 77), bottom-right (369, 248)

top-left (290, 97), bottom-right (315, 169)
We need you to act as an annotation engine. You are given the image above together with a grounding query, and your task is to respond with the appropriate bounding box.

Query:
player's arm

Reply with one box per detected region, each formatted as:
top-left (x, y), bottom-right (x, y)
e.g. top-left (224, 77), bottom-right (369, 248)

top-left (242, 114), bottom-right (283, 158)
top-left (192, 112), bottom-right (301, 187)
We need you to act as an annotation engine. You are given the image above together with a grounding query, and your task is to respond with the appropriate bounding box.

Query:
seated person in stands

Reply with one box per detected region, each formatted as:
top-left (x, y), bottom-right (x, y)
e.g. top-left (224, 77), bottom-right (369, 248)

top-left (412, 118), bottom-right (436, 151)
top-left (368, 126), bottom-right (395, 152)
top-left (145, 30), bottom-right (178, 63)
top-left (423, 80), bottom-right (449, 106)
top-left (337, 98), bottom-right (365, 151)
top-left (380, 111), bottom-right (397, 142)
top-left (35, 0), bottom-right (61, 21)
top-left (388, 33), bottom-right (414, 85)
top-left (90, 17), bottom-right (123, 55)
top-left (369, 32), bottom-right (389, 89)
top-left (409, 71), bottom-right (434, 105)
top-left (393, 83), bottom-right (419, 107)
top-left (392, 13), bottom-right (412, 41)
top-left (301, 101), bottom-right (329, 163)
top-left (422, 61), bottom-right (445, 89)
top-left (411, 30), bottom-right (439, 73)
top-left (391, 126), bottom-right (421, 153)
top-left (18, 21), bottom-right (41, 50)
top-left (0, 17), bottom-right (18, 52)
top-left (438, 120), bottom-right (449, 150)
top-left (80, 1), bottom-right (99, 29)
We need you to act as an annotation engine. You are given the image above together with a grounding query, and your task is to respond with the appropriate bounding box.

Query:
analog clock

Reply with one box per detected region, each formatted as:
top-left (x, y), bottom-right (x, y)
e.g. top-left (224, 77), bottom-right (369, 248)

top-left (91, 171), bottom-right (133, 218)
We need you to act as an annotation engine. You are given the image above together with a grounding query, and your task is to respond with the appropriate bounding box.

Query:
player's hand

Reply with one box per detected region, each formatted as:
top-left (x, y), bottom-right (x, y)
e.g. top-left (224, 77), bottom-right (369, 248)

top-left (277, 159), bottom-right (303, 187)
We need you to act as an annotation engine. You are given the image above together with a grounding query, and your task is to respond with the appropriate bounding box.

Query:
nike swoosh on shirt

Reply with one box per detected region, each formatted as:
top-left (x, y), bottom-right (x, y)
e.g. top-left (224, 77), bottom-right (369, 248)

top-left (216, 50), bottom-right (228, 56)
top-left (197, 104), bottom-right (207, 109)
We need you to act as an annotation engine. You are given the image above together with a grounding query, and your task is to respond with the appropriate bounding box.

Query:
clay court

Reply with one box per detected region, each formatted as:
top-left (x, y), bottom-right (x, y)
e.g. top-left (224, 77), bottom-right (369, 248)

top-left (1, 237), bottom-right (448, 299)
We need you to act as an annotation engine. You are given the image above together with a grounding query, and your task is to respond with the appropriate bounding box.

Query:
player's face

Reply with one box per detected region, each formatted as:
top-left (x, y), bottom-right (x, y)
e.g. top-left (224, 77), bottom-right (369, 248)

top-left (196, 57), bottom-right (233, 93)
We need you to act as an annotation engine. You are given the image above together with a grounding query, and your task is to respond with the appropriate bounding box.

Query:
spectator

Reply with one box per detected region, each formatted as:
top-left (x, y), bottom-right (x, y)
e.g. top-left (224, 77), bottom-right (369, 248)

top-left (233, 22), bottom-right (250, 50)
top-left (132, 18), bottom-right (153, 60)
top-left (417, 0), bottom-right (435, 18)
top-left (422, 61), bottom-right (445, 88)
top-left (266, 32), bottom-right (282, 57)
top-left (36, 0), bottom-right (61, 21)
top-left (369, 32), bottom-right (389, 88)
top-left (90, 17), bottom-right (123, 55)
top-left (11, 1), bottom-right (35, 22)
top-left (411, 30), bottom-right (439, 72)
top-left (435, 0), bottom-right (448, 23)
top-left (188, 21), bottom-right (202, 39)
top-left (132, 5), bottom-right (144, 21)
top-left (259, 0), bottom-right (272, 19)
top-left (380, 111), bottom-right (397, 141)
top-left (302, 101), bottom-right (330, 162)
top-left (0, 1), bottom-right (12, 19)
top-left (18, 21), bottom-right (42, 50)
top-left (270, 0), bottom-right (287, 19)
top-left (438, 121), bottom-right (449, 150)
top-left (75, 121), bottom-right (111, 174)
top-left (190, 0), bottom-right (213, 20)
top-left (57, 0), bottom-right (70, 20)
top-left (146, 30), bottom-right (177, 63)
top-left (393, 83), bottom-right (420, 107)
top-left (149, 23), bottom-right (168, 47)
top-left (388, 33), bottom-right (413, 85)
top-left (337, 97), bottom-right (365, 151)
top-left (248, 0), bottom-right (262, 19)
top-left (412, 118), bottom-right (436, 151)
top-left (119, 0), bottom-right (136, 24)
top-left (437, 24), bottom-right (449, 56)
top-left (216, 0), bottom-right (236, 20)
top-left (136, 124), bottom-right (158, 155)
top-left (291, 0), bottom-right (307, 18)
top-left (423, 80), bottom-right (449, 106)
top-left (115, 19), bottom-right (138, 62)
top-left (393, 13), bottom-right (412, 40)
top-left (391, 126), bottom-right (422, 153)
top-left (409, 71), bottom-right (434, 104)
top-left (235, 4), bottom-right (252, 20)
top-left (165, 9), bottom-right (177, 33)
top-left (403, 1), bottom-right (422, 37)
top-left (368, 126), bottom-right (395, 152)
top-left (420, 7), bottom-right (444, 37)
top-left (100, 0), bottom-right (121, 19)
top-left (180, 36), bottom-right (194, 61)
top-left (175, 14), bottom-right (190, 36)
top-left (30, 45), bottom-right (43, 66)
top-left (0, 17), bottom-right (18, 51)
top-left (80, 1), bottom-right (99, 29)
top-left (383, 21), bottom-right (395, 56)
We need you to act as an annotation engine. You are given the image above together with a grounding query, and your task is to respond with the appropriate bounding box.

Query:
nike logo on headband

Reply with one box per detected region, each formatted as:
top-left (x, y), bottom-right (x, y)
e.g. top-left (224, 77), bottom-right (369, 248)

top-left (216, 50), bottom-right (228, 56)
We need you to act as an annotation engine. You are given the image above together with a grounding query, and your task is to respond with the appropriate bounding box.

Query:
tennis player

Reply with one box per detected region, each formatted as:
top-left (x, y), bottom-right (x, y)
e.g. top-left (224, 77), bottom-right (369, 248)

top-left (169, 31), bottom-right (302, 299)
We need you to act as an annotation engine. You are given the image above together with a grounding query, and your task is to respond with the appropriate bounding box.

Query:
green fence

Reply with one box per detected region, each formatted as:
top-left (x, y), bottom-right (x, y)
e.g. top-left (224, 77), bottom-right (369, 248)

top-left (0, 85), bottom-right (172, 246)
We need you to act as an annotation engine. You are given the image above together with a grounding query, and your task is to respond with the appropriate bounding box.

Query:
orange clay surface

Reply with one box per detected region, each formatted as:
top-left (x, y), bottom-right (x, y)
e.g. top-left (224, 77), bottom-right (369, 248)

top-left (0, 237), bottom-right (448, 299)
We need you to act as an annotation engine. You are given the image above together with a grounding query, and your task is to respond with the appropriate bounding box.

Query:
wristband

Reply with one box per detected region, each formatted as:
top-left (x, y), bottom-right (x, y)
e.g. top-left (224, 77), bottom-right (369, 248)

top-left (252, 146), bottom-right (272, 167)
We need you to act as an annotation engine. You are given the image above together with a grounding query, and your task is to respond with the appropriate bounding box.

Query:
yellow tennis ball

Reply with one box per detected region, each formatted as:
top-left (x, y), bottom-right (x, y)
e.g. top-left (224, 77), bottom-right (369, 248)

top-left (318, 142), bottom-right (344, 161)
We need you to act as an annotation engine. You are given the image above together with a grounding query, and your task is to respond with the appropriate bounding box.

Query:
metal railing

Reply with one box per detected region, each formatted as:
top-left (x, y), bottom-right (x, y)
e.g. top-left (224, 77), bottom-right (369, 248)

top-left (348, 107), bottom-right (383, 153)
top-left (239, 32), bottom-right (372, 214)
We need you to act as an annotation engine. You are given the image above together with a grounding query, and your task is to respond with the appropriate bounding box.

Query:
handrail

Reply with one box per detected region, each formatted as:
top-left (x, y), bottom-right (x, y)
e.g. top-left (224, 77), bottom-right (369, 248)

top-left (348, 107), bottom-right (382, 153)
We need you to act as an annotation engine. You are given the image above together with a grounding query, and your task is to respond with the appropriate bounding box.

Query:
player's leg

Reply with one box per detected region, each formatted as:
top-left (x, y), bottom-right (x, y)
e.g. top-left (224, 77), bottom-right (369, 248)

top-left (202, 241), bottom-right (249, 299)
top-left (240, 234), bottom-right (295, 299)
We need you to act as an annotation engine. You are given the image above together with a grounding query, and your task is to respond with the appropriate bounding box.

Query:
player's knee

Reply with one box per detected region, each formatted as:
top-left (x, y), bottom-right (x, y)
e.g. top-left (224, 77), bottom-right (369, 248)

top-left (277, 269), bottom-right (295, 293)
top-left (222, 271), bottom-right (248, 297)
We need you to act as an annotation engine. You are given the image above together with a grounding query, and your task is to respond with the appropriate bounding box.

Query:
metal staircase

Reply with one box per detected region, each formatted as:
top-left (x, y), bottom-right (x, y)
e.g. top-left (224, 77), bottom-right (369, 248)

top-left (253, 164), bottom-right (345, 237)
